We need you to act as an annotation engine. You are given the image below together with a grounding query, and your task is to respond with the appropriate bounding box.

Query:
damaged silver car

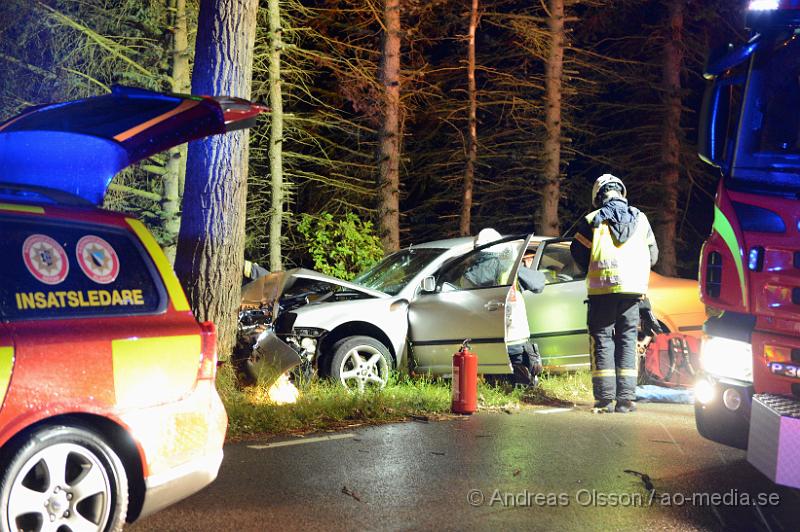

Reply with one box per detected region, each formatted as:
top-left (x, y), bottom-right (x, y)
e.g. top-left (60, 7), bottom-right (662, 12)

top-left (243, 234), bottom-right (536, 390)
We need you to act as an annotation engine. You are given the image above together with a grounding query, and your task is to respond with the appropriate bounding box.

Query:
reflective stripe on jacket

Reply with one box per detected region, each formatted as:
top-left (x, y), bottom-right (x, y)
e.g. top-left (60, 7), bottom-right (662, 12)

top-left (585, 209), bottom-right (653, 295)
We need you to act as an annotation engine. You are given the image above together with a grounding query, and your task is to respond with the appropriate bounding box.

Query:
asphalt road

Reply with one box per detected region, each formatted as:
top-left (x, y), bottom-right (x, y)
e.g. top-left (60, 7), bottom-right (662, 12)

top-left (130, 403), bottom-right (800, 531)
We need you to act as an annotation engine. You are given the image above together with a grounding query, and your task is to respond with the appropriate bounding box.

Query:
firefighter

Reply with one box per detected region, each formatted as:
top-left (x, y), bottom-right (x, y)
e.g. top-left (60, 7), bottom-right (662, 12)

top-left (466, 229), bottom-right (543, 387)
top-left (569, 174), bottom-right (658, 413)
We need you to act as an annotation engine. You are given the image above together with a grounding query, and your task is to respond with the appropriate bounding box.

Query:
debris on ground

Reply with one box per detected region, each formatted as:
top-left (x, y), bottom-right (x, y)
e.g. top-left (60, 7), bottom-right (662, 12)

top-left (624, 469), bottom-right (656, 492)
top-left (410, 414), bottom-right (430, 422)
top-left (341, 486), bottom-right (363, 502)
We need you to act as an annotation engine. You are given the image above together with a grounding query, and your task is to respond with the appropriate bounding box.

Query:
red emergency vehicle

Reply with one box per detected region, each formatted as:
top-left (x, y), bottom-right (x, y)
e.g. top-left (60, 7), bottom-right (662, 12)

top-left (0, 87), bottom-right (264, 530)
top-left (694, 0), bottom-right (800, 487)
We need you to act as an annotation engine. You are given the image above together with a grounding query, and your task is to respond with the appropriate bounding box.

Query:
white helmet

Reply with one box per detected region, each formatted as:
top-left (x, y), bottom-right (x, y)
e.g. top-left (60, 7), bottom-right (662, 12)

top-left (474, 228), bottom-right (502, 248)
top-left (591, 173), bottom-right (626, 207)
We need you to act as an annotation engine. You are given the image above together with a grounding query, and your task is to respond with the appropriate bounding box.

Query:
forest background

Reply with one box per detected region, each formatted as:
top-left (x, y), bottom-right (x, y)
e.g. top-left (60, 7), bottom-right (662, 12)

top-left (0, 0), bottom-right (749, 348)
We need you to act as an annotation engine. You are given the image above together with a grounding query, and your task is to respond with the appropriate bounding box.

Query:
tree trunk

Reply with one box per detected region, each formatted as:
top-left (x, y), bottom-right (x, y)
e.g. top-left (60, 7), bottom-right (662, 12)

top-left (162, 0), bottom-right (191, 264)
top-left (657, 0), bottom-right (683, 276)
top-left (268, 0), bottom-right (284, 272)
top-left (377, 0), bottom-right (401, 252)
top-left (174, 0), bottom-right (258, 358)
top-left (539, 0), bottom-right (564, 237)
top-left (460, 0), bottom-right (478, 237)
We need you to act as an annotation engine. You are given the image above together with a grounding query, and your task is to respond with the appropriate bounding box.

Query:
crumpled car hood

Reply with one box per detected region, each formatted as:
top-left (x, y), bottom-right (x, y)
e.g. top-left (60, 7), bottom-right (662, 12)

top-left (241, 268), bottom-right (387, 315)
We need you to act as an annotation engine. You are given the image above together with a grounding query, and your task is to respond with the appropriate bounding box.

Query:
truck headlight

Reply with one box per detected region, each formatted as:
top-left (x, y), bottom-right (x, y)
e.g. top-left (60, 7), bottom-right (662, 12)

top-left (695, 379), bottom-right (716, 405)
top-left (701, 336), bottom-right (753, 383)
top-left (748, 0), bottom-right (778, 10)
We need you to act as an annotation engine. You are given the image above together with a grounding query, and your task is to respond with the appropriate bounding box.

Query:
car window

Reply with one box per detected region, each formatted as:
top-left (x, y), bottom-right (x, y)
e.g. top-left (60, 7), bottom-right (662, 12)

top-left (538, 241), bottom-right (586, 285)
top-left (0, 216), bottom-right (166, 320)
top-left (439, 239), bottom-right (525, 290)
top-left (353, 248), bottom-right (446, 296)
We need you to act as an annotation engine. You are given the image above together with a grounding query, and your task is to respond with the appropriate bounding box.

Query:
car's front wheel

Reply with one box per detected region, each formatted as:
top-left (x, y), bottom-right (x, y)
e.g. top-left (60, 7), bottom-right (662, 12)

top-left (0, 425), bottom-right (128, 532)
top-left (330, 336), bottom-right (391, 391)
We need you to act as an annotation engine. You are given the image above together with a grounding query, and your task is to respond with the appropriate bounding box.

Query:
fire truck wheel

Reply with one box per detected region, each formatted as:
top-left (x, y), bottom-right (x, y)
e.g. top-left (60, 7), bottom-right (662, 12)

top-left (330, 336), bottom-right (391, 392)
top-left (0, 424), bottom-right (128, 532)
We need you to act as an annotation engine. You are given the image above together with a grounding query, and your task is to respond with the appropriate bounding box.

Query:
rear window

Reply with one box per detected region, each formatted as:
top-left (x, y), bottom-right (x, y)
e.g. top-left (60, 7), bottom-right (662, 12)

top-left (0, 216), bottom-right (166, 320)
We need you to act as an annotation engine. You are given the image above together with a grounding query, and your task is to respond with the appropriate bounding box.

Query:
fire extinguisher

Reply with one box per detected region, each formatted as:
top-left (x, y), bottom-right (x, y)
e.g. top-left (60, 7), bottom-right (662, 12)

top-left (452, 339), bottom-right (478, 414)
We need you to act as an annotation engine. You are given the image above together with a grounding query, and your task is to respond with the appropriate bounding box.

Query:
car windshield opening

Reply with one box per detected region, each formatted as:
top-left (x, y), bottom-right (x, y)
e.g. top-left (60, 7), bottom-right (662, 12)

top-left (353, 248), bottom-right (446, 296)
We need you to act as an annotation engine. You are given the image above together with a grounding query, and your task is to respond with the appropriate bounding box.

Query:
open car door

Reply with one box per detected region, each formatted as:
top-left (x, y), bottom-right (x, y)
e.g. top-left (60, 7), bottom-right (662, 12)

top-left (408, 234), bottom-right (533, 375)
top-left (0, 85), bottom-right (266, 205)
top-left (525, 238), bottom-right (590, 370)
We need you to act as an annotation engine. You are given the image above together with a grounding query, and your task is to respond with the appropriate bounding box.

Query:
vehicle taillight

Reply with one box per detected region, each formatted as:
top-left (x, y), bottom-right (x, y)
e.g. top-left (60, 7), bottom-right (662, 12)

top-left (198, 321), bottom-right (218, 380)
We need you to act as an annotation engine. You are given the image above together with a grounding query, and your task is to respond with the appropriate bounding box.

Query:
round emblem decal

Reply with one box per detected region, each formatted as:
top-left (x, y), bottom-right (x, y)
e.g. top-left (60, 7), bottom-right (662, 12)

top-left (76, 235), bottom-right (120, 284)
top-left (22, 234), bottom-right (69, 285)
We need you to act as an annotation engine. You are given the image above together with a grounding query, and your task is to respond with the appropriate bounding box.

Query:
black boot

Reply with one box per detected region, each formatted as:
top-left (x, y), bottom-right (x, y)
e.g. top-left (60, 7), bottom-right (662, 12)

top-left (592, 399), bottom-right (614, 414)
top-left (615, 399), bottom-right (637, 413)
top-left (512, 363), bottom-right (532, 387)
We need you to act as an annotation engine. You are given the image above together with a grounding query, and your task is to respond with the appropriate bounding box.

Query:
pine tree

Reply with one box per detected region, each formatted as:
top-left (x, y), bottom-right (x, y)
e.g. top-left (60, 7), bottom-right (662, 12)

top-left (174, 0), bottom-right (259, 357)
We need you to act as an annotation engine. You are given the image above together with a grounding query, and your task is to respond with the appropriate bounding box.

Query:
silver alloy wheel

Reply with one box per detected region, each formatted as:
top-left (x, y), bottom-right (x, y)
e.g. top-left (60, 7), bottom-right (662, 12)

top-left (7, 441), bottom-right (112, 532)
top-left (337, 344), bottom-right (389, 391)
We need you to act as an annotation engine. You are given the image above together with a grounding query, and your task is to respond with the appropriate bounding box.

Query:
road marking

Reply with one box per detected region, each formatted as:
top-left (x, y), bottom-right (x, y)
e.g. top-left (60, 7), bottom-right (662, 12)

top-left (535, 408), bottom-right (572, 415)
top-left (658, 421), bottom-right (685, 455)
top-left (715, 448), bottom-right (728, 465)
top-left (710, 506), bottom-right (726, 528)
top-left (754, 505), bottom-right (774, 532)
top-left (247, 433), bottom-right (356, 450)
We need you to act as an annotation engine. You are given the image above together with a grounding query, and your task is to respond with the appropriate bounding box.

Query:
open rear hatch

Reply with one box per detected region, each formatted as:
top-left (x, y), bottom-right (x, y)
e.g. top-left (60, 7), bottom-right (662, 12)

top-left (0, 85), bottom-right (266, 205)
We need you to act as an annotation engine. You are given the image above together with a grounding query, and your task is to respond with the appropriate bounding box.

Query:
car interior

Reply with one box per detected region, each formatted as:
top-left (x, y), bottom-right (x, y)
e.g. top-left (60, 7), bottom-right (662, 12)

top-left (537, 242), bottom-right (586, 284)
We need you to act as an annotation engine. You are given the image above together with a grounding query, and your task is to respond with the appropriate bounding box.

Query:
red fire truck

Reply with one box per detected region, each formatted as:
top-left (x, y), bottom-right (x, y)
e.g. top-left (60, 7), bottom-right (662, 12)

top-left (694, 0), bottom-right (800, 488)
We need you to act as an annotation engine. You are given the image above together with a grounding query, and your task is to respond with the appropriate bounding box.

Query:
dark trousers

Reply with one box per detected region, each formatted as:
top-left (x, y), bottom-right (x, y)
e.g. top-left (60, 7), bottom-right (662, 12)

top-left (508, 341), bottom-right (542, 385)
top-left (587, 294), bottom-right (640, 401)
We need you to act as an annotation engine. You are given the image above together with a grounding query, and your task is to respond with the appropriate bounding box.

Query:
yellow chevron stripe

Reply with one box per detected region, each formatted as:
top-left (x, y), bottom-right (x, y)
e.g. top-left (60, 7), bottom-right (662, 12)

top-left (126, 218), bottom-right (190, 312)
top-left (0, 203), bottom-right (44, 214)
top-left (0, 346), bottom-right (14, 407)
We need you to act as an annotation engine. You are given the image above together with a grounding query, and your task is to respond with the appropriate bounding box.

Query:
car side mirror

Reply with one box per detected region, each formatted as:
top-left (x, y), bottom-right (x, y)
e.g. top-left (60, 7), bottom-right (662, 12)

top-left (421, 276), bottom-right (436, 293)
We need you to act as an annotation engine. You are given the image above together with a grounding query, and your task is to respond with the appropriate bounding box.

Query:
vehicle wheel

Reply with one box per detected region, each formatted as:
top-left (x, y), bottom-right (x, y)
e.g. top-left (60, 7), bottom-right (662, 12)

top-left (330, 336), bottom-right (391, 391)
top-left (0, 425), bottom-right (128, 532)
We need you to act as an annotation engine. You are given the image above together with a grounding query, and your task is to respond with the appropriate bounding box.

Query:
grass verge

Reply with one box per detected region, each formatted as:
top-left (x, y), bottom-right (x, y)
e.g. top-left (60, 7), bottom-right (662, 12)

top-left (524, 370), bottom-right (594, 407)
top-left (216, 364), bottom-right (593, 441)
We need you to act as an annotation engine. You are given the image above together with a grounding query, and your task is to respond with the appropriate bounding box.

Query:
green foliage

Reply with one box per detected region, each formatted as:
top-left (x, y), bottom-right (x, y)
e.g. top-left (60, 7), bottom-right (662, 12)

top-left (296, 212), bottom-right (383, 279)
top-left (534, 370), bottom-right (593, 405)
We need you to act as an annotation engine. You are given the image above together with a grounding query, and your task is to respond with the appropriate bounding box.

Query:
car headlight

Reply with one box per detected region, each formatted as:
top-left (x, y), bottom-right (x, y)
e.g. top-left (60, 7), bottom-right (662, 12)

top-left (701, 335), bottom-right (753, 383)
top-left (293, 327), bottom-right (327, 338)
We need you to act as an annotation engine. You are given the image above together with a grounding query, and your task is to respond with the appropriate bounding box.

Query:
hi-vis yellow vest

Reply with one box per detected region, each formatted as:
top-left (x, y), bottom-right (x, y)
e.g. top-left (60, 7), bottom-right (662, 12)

top-left (585, 209), bottom-right (652, 295)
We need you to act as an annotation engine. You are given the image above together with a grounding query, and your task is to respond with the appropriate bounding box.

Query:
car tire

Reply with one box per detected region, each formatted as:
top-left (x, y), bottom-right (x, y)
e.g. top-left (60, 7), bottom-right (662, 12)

top-left (0, 425), bottom-right (128, 532)
top-left (330, 336), bottom-right (392, 391)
